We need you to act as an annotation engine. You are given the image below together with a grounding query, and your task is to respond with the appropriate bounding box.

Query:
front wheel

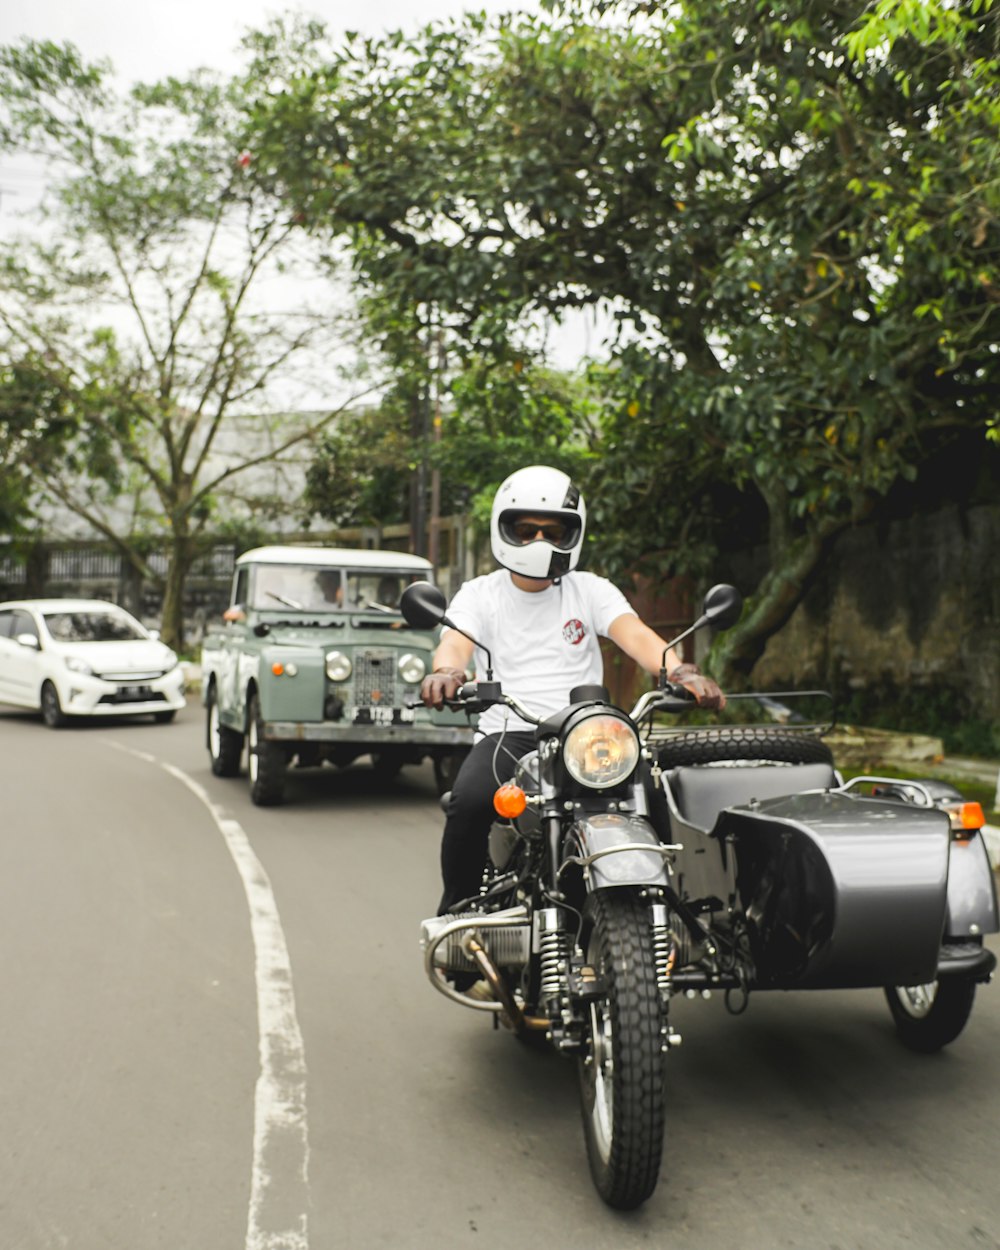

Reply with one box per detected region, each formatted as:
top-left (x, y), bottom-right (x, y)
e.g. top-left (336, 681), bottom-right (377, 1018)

top-left (577, 890), bottom-right (666, 1210)
top-left (40, 681), bottom-right (68, 729)
top-left (885, 977), bottom-right (977, 1052)
top-left (248, 693), bottom-right (286, 805)
top-left (207, 684), bottom-right (243, 777)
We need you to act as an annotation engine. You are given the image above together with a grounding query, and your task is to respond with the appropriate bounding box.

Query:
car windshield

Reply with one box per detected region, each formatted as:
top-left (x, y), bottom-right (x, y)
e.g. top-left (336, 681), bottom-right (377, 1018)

top-left (250, 565), bottom-right (425, 612)
top-left (346, 571), bottom-right (425, 612)
top-left (44, 610), bottom-right (147, 642)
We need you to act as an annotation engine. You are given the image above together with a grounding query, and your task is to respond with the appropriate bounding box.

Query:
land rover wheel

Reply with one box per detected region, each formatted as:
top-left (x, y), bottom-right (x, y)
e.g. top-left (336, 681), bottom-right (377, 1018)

top-left (207, 684), bottom-right (243, 777)
top-left (248, 692), bottom-right (286, 805)
top-left (434, 749), bottom-right (470, 797)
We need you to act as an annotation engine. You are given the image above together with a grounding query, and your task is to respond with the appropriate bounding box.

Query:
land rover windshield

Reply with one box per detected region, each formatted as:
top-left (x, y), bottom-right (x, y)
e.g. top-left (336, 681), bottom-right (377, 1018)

top-left (250, 564), bottom-right (425, 613)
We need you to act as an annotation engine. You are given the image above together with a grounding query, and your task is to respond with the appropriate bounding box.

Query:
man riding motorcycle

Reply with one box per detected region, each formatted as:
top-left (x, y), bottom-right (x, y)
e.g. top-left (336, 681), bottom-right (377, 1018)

top-left (420, 464), bottom-right (727, 914)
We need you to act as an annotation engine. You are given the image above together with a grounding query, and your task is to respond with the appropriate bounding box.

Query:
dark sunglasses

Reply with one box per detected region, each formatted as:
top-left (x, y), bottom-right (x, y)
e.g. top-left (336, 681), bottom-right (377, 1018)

top-left (510, 520), bottom-right (569, 543)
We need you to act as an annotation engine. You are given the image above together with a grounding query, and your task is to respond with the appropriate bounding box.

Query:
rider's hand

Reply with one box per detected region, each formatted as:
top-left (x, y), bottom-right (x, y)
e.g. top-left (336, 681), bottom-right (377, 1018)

top-left (668, 662), bottom-right (726, 711)
top-left (421, 667), bottom-right (466, 710)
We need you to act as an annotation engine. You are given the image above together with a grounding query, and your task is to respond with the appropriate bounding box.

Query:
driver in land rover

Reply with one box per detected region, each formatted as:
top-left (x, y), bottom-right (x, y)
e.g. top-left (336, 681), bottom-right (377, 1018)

top-left (419, 464), bottom-right (727, 922)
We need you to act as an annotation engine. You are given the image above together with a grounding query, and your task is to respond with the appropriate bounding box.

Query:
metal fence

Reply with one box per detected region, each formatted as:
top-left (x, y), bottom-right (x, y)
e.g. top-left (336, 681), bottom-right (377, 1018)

top-left (0, 517), bottom-right (479, 640)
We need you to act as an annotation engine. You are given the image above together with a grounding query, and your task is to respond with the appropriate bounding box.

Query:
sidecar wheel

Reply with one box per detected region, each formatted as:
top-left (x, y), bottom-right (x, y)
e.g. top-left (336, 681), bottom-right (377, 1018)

top-left (577, 890), bottom-right (666, 1210)
top-left (885, 977), bottom-right (977, 1052)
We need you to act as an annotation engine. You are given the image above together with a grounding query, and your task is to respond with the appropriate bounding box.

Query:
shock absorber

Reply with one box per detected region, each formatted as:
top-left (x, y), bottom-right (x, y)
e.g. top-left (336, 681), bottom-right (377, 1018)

top-left (650, 902), bottom-right (675, 997)
top-left (537, 907), bottom-right (571, 1008)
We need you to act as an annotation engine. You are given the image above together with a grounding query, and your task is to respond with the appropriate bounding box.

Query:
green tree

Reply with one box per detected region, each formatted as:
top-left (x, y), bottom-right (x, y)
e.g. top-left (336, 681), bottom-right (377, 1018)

top-left (0, 37), bottom-right (374, 647)
top-left (0, 351), bottom-right (84, 534)
top-left (250, 0), bottom-right (1000, 684)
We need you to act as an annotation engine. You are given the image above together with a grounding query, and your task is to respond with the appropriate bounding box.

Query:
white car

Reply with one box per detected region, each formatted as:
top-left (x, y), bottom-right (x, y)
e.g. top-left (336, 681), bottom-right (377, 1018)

top-left (0, 598), bottom-right (186, 727)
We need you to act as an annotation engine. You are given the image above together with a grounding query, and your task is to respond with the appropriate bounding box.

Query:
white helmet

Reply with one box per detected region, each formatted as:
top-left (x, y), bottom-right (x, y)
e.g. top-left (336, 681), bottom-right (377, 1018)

top-left (490, 465), bottom-right (586, 579)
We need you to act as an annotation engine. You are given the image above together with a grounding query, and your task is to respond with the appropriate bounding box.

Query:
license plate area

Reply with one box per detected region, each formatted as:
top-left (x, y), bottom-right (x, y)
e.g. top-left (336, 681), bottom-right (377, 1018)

top-left (115, 684), bottom-right (153, 702)
top-left (351, 706), bottom-right (415, 726)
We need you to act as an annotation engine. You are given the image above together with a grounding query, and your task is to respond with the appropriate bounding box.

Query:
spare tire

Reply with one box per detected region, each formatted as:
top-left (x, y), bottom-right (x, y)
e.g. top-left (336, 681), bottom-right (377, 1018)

top-left (656, 726), bottom-right (834, 768)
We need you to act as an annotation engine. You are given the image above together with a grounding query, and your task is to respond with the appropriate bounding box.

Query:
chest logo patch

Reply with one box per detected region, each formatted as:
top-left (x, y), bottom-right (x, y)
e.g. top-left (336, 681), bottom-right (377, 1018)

top-left (563, 618), bottom-right (586, 645)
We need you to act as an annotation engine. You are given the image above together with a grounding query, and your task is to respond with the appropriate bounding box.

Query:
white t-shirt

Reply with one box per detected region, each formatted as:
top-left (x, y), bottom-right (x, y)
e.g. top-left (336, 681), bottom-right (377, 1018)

top-left (443, 569), bottom-right (636, 736)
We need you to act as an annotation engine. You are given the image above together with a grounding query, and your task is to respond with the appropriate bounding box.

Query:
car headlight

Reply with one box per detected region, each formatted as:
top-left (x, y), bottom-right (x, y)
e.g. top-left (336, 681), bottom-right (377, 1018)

top-left (163, 649), bottom-right (178, 671)
top-left (563, 713), bottom-right (640, 789)
top-left (398, 653), bottom-right (426, 684)
top-left (325, 650), bottom-right (353, 682)
top-left (65, 656), bottom-right (94, 676)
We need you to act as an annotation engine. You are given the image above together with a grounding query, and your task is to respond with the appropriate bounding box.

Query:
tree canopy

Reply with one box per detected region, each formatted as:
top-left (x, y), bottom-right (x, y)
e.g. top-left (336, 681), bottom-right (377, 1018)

top-left (0, 36), bottom-right (372, 646)
top-left (250, 0), bottom-right (1000, 682)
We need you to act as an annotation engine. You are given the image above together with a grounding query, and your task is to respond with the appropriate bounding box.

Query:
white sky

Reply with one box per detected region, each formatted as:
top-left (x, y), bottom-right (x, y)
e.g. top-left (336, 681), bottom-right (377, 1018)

top-left (0, 1), bottom-right (537, 85)
top-left (0, 0), bottom-right (605, 384)
top-left (0, 0), bottom-right (539, 207)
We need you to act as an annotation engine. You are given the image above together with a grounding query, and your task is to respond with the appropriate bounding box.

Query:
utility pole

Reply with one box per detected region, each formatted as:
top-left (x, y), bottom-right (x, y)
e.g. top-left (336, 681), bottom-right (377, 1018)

top-left (428, 320), bottom-right (444, 570)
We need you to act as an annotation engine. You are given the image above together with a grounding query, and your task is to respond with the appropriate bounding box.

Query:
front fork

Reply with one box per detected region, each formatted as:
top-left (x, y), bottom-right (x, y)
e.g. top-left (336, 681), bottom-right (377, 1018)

top-left (537, 892), bottom-right (683, 1055)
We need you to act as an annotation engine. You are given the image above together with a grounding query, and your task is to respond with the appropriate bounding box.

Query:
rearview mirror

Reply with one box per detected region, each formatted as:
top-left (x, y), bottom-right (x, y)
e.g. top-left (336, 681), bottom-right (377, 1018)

top-left (702, 584), bottom-right (742, 631)
top-left (16, 633), bottom-right (40, 650)
top-left (400, 581), bottom-right (448, 630)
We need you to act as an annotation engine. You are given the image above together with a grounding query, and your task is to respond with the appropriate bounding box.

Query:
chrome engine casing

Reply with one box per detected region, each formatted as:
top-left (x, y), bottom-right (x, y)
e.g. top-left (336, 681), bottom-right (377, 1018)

top-left (420, 908), bottom-right (533, 973)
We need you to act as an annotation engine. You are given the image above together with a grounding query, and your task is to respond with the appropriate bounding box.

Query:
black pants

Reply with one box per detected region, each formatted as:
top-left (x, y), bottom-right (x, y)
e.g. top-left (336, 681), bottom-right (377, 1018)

top-left (438, 730), bottom-right (536, 914)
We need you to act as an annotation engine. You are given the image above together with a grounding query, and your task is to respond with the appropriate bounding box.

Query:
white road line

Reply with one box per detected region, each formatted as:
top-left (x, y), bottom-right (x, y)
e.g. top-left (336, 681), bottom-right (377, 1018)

top-left (109, 744), bottom-right (310, 1250)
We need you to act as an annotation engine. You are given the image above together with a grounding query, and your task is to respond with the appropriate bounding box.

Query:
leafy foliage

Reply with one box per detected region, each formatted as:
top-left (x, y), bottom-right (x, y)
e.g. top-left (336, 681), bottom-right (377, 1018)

top-left (0, 36), bottom-right (371, 645)
top-left (249, 1), bottom-right (1000, 682)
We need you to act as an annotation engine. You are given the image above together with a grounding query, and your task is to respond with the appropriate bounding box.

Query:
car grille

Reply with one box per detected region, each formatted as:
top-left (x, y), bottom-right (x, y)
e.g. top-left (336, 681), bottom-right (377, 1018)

top-left (96, 669), bottom-right (167, 681)
top-left (352, 648), bottom-right (398, 708)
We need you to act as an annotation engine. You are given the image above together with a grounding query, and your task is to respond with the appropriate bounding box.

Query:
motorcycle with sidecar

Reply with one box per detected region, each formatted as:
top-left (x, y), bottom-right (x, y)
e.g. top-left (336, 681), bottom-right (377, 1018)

top-left (403, 581), bottom-right (998, 1210)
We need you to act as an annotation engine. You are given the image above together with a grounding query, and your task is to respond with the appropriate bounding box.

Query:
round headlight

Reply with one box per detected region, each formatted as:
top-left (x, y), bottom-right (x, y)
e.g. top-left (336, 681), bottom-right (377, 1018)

top-left (398, 653), bottom-right (426, 684)
top-left (325, 650), bottom-right (353, 682)
top-left (563, 713), bottom-right (640, 789)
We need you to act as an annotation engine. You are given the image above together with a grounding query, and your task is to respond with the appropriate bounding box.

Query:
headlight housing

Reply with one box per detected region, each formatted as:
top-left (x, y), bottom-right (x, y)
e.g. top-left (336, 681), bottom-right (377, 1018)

top-left (325, 650), bottom-right (353, 682)
top-left (398, 653), bottom-right (426, 684)
top-left (563, 713), bottom-right (640, 789)
top-left (65, 656), bottom-right (94, 676)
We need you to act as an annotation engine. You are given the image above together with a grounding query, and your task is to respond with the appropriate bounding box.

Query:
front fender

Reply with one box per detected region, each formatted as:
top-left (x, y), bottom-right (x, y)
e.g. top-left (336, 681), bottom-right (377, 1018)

top-left (946, 831), bottom-right (1000, 937)
top-left (567, 813), bottom-right (672, 890)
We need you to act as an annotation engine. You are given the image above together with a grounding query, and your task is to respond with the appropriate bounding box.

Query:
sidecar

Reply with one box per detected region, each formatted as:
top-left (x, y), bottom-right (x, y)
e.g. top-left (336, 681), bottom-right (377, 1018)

top-left (652, 723), bottom-right (998, 1050)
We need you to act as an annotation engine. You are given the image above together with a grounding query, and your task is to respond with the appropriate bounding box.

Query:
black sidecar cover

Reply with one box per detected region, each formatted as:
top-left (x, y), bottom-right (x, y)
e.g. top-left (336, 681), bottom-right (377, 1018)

top-left (720, 791), bottom-right (954, 990)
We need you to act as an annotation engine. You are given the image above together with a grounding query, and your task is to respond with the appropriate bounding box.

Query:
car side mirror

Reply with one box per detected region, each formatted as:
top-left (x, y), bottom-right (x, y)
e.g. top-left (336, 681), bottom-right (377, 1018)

top-left (16, 633), bottom-right (40, 650)
top-left (400, 582), bottom-right (448, 630)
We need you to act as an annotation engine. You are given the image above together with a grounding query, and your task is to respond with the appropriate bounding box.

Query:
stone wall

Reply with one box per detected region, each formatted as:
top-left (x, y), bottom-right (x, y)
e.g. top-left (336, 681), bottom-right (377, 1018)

top-left (741, 503), bottom-right (1000, 720)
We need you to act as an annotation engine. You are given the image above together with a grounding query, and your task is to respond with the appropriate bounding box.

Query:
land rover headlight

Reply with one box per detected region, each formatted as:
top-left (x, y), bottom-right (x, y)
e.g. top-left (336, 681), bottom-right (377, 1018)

top-left (563, 713), bottom-right (640, 789)
top-left (398, 653), bottom-right (426, 684)
top-left (325, 650), bottom-right (353, 682)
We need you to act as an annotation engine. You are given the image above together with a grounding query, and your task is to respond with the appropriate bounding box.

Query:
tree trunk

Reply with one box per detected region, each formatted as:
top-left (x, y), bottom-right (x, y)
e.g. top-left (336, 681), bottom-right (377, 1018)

top-left (160, 539), bottom-right (195, 652)
top-left (708, 523), bottom-right (842, 689)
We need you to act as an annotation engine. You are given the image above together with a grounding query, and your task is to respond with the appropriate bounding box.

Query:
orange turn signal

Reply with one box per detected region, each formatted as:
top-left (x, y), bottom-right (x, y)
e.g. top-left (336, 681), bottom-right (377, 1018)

top-left (271, 661), bottom-right (285, 676)
top-left (493, 782), bottom-right (527, 819)
top-left (959, 802), bottom-right (985, 830)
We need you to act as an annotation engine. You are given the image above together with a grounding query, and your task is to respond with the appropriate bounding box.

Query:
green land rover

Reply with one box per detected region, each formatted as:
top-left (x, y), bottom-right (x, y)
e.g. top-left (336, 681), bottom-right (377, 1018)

top-left (201, 545), bottom-right (473, 805)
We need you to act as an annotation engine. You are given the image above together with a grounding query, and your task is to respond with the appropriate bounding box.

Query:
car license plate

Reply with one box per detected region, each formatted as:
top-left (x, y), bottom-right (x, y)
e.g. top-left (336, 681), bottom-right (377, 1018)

top-left (117, 684), bottom-right (152, 700)
top-left (351, 706), bottom-right (414, 726)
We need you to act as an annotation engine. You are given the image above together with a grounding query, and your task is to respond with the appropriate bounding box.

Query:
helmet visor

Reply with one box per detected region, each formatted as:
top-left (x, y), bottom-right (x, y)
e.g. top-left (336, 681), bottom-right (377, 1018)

top-left (499, 510), bottom-right (582, 551)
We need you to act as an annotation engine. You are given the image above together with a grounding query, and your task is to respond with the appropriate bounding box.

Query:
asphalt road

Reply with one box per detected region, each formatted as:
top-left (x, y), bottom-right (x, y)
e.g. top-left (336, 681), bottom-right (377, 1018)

top-left (1, 703), bottom-right (999, 1250)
